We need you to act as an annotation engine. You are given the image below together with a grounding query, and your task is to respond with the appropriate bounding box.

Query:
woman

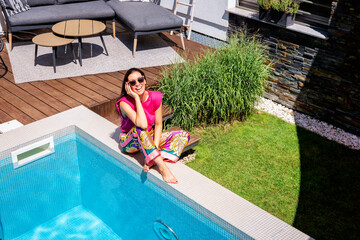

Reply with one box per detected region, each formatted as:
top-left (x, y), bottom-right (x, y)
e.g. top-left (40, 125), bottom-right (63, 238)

top-left (116, 68), bottom-right (190, 184)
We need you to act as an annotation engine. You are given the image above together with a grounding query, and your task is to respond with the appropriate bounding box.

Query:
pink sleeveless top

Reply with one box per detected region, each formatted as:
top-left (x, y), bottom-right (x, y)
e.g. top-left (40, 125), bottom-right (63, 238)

top-left (117, 91), bottom-right (163, 133)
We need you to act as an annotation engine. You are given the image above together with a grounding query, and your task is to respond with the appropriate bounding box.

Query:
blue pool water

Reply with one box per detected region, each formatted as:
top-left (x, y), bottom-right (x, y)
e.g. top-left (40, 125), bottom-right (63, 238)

top-left (0, 132), bottom-right (245, 240)
top-left (13, 206), bottom-right (120, 240)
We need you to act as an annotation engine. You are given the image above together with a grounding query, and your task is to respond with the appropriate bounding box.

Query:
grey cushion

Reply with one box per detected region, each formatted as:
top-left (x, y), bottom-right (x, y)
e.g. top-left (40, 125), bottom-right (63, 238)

top-left (26, 0), bottom-right (56, 7)
top-left (56, 0), bottom-right (93, 4)
top-left (107, 1), bottom-right (183, 32)
top-left (8, 0), bottom-right (115, 26)
top-left (1, 0), bottom-right (30, 16)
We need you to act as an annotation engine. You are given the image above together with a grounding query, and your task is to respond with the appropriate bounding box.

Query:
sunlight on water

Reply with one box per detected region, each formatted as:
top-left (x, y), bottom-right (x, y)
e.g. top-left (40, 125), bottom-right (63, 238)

top-left (14, 206), bottom-right (122, 240)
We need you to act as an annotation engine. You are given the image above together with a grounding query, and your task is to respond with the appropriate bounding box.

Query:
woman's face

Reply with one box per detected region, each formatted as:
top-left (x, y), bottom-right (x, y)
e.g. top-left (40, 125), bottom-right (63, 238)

top-left (127, 71), bottom-right (146, 95)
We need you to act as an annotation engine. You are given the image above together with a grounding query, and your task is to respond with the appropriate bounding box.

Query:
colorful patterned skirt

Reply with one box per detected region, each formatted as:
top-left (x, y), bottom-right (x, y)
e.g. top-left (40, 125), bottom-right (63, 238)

top-left (119, 127), bottom-right (190, 165)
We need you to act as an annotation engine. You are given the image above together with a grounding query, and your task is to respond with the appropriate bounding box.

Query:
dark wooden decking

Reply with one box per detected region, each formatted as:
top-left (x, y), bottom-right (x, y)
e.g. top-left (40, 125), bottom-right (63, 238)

top-left (0, 24), bottom-right (207, 146)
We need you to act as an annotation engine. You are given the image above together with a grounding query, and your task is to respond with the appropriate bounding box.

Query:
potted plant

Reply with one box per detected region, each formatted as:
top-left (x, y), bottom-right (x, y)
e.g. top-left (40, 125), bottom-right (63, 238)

top-left (257, 0), bottom-right (301, 27)
top-left (257, 0), bottom-right (272, 21)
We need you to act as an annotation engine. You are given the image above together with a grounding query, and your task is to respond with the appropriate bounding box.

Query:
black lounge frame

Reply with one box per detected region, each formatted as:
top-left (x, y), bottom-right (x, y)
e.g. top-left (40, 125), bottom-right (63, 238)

top-left (0, 38), bottom-right (8, 78)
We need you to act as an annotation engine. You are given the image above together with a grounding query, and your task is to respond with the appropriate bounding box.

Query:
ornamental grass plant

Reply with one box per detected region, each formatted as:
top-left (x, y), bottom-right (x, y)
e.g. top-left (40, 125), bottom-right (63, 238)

top-left (159, 33), bottom-right (271, 130)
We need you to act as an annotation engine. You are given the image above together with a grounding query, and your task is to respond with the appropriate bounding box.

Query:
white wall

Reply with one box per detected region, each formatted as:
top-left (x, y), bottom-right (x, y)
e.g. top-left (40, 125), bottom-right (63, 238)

top-left (160, 0), bottom-right (236, 41)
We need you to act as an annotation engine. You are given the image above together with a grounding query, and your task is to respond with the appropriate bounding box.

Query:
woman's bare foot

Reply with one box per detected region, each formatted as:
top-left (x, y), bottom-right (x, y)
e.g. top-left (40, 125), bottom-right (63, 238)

top-left (154, 157), bottom-right (178, 184)
top-left (143, 161), bottom-right (154, 172)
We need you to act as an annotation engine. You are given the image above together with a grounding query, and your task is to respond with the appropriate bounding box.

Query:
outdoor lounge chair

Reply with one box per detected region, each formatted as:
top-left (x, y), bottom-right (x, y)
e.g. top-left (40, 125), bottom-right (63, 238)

top-left (0, 38), bottom-right (8, 78)
top-left (106, 1), bottom-right (185, 57)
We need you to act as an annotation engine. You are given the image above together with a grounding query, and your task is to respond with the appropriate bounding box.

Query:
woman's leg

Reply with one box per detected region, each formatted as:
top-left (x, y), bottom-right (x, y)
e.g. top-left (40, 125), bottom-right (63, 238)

top-left (134, 127), bottom-right (178, 183)
top-left (119, 127), bottom-right (141, 153)
top-left (120, 128), bottom-right (154, 171)
top-left (152, 155), bottom-right (178, 183)
top-left (158, 130), bottom-right (190, 162)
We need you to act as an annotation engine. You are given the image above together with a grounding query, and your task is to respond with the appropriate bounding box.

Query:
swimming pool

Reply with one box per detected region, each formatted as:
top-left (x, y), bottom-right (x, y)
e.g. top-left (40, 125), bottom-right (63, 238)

top-left (0, 106), bottom-right (311, 240)
top-left (0, 128), bottom-right (246, 239)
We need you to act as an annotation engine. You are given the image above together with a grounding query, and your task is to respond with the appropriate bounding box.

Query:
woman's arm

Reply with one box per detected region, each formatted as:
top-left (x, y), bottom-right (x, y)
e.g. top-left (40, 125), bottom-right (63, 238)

top-left (153, 102), bottom-right (163, 148)
top-left (119, 83), bottom-right (148, 129)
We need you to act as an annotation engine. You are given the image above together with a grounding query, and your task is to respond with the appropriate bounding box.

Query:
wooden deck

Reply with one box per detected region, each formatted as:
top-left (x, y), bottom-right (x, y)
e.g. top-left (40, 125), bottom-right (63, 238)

top-left (0, 24), bottom-right (207, 146)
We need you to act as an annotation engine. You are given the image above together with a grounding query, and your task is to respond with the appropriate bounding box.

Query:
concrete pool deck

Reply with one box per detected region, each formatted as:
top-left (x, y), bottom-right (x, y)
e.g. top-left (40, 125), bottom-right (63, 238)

top-left (0, 106), bottom-right (313, 240)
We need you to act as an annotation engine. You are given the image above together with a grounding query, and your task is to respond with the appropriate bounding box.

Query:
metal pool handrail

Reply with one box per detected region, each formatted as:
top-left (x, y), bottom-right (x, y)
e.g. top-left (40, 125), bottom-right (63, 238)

top-left (153, 220), bottom-right (179, 240)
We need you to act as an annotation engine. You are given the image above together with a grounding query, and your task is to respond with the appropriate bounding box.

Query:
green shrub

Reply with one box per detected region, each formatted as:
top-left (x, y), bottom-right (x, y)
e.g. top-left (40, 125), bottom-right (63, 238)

top-left (158, 33), bottom-right (271, 130)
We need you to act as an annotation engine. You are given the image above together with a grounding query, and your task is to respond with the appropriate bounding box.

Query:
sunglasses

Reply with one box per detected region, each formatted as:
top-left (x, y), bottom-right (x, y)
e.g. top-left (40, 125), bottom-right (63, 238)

top-left (128, 76), bottom-right (145, 86)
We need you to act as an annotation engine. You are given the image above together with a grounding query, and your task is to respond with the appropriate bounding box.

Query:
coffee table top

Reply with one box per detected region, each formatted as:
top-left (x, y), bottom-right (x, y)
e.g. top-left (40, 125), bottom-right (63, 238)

top-left (52, 19), bottom-right (106, 37)
top-left (32, 32), bottom-right (74, 47)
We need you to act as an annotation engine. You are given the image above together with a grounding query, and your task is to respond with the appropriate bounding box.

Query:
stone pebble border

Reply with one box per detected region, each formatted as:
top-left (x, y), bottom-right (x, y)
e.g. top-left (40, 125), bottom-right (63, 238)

top-left (255, 97), bottom-right (360, 150)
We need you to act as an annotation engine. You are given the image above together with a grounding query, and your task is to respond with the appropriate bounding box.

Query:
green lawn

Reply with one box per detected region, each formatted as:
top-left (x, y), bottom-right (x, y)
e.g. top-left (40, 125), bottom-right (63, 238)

top-left (187, 111), bottom-right (360, 240)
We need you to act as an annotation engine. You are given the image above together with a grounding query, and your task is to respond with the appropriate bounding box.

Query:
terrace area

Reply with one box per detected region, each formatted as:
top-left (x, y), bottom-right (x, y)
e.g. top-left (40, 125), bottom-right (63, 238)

top-left (0, 24), bottom-right (204, 131)
top-left (0, 1), bottom-right (359, 240)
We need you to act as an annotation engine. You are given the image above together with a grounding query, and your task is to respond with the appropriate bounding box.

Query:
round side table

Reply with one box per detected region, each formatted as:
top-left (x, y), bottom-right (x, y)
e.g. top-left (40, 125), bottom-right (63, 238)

top-left (32, 32), bottom-right (76, 73)
top-left (52, 19), bottom-right (107, 66)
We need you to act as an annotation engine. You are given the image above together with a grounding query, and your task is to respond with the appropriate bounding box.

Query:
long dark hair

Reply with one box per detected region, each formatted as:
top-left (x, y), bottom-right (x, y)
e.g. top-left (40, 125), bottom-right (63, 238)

top-left (116, 68), bottom-right (146, 114)
top-left (119, 68), bottom-right (146, 99)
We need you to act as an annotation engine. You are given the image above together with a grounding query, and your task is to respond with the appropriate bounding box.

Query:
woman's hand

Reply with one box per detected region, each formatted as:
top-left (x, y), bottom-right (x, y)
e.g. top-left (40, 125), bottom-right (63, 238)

top-left (125, 82), bottom-right (139, 100)
top-left (121, 82), bottom-right (147, 130)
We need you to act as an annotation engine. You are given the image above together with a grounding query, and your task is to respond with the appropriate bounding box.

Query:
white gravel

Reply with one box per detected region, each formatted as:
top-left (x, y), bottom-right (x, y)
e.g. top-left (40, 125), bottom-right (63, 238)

top-left (179, 151), bottom-right (196, 164)
top-left (255, 97), bottom-right (360, 150)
